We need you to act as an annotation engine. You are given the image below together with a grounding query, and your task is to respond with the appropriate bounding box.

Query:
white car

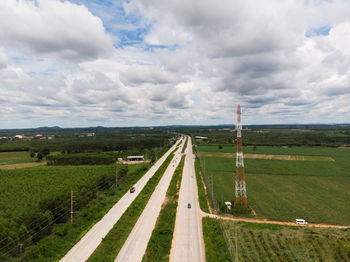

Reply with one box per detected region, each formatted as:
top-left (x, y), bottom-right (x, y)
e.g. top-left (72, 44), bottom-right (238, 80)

top-left (295, 219), bottom-right (308, 225)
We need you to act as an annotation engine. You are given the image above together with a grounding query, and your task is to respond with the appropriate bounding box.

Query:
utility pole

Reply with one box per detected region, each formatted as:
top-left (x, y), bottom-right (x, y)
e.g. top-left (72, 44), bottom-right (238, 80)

top-left (70, 189), bottom-right (74, 224)
top-left (116, 166), bottom-right (118, 188)
top-left (19, 243), bottom-right (23, 253)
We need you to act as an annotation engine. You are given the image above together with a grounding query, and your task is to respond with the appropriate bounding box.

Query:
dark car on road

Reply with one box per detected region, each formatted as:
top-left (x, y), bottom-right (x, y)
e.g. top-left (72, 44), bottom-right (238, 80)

top-left (187, 203), bottom-right (191, 208)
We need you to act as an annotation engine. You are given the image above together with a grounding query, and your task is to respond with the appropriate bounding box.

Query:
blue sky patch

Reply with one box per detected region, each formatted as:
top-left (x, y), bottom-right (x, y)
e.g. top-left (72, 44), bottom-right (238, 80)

top-left (69, 0), bottom-right (150, 47)
top-left (306, 25), bottom-right (332, 37)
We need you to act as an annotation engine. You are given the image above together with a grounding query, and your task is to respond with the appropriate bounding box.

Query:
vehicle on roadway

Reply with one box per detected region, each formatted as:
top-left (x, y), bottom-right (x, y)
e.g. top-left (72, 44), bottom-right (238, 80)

top-left (130, 186), bottom-right (135, 193)
top-left (187, 203), bottom-right (191, 208)
top-left (295, 218), bottom-right (308, 225)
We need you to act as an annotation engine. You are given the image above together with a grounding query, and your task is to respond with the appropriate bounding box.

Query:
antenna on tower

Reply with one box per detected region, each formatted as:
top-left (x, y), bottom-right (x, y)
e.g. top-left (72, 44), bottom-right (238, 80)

top-left (234, 105), bottom-right (247, 208)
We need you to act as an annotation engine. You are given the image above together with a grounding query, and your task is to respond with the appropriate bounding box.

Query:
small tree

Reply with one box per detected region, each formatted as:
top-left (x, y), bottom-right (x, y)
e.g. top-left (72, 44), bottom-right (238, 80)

top-left (218, 145), bottom-right (223, 149)
top-left (40, 148), bottom-right (50, 158)
top-left (37, 152), bottom-right (43, 162)
top-left (30, 151), bottom-right (35, 158)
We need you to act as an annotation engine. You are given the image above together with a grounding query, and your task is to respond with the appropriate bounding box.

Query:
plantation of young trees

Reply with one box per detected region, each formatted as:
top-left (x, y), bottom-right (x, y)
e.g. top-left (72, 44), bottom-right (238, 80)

top-left (0, 164), bottom-right (147, 258)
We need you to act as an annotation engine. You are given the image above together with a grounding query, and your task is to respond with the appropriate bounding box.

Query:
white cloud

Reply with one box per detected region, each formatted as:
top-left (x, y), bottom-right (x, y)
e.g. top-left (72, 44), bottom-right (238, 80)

top-left (0, 0), bottom-right (113, 61)
top-left (1, 0), bottom-right (350, 128)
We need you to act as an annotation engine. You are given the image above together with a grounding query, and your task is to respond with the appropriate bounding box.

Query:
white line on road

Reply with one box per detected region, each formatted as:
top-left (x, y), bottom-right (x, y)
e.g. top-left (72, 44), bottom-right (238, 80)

top-left (170, 136), bottom-right (206, 262)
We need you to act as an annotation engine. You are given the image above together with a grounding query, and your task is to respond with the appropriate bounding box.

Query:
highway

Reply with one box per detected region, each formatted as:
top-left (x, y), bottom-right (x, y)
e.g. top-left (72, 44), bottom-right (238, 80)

top-left (60, 138), bottom-right (181, 262)
top-left (170, 136), bottom-right (206, 262)
top-left (115, 139), bottom-right (184, 262)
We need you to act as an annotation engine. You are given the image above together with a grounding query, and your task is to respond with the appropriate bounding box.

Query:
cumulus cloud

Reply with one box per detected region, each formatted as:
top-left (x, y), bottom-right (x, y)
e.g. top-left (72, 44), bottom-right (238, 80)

top-left (0, 0), bottom-right (113, 61)
top-left (1, 0), bottom-right (350, 128)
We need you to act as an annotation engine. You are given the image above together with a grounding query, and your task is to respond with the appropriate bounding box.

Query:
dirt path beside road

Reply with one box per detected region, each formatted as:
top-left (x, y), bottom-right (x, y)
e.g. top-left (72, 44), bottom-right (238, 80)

top-left (202, 212), bottom-right (350, 229)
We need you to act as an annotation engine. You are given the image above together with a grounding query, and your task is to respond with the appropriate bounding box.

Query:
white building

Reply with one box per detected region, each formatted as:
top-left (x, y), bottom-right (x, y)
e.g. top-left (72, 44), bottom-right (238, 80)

top-left (127, 156), bottom-right (145, 161)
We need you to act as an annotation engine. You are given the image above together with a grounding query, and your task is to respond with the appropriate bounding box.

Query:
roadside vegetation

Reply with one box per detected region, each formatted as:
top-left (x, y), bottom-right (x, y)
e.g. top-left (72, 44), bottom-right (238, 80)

top-left (202, 218), bottom-right (232, 262)
top-left (194, 154), bottom-right (210, 213)
top-left (87, 151), bottom-right (176, 262)
top-left (0, 164), bottom-right (149, 261)
top-left (142, 155), bottom-right (185, 262)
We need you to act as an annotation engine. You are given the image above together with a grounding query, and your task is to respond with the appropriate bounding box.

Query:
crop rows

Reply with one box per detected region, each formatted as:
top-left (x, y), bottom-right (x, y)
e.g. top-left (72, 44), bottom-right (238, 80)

top-left (222, 221), bottom-right (350, 262)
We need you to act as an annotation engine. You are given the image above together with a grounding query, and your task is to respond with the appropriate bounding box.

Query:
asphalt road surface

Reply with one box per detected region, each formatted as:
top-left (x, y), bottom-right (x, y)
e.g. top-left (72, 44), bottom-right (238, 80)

top-left (170, 136), bottom-right (206, 262)
top-left (115, 140), bottom-right (184, 262)
top-left (60, 139), bottom-right (181, 262)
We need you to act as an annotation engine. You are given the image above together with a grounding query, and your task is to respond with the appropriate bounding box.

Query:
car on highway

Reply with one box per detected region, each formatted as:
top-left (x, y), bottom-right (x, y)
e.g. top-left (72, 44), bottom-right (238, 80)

top-left (130, 186), bottom-right (135, 193)
top-left (187, 203), bottom-right (191, 208)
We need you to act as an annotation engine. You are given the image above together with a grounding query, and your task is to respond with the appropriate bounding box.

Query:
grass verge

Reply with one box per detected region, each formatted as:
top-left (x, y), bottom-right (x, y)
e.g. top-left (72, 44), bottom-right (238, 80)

top-left (87, 151), bottom-right (175, 262)
top-left (142, 155), bottom-right (185, 262)
top-left (202, 217), bottom-right (231, 262)
top-left (194, 155), bottom-right (210, 213)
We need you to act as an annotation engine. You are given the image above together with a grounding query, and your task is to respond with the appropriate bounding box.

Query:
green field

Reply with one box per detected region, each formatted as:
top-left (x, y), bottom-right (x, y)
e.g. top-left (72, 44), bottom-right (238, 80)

top-left (221, 220), bottom-right (350, 261)
top-left (203, 218), bottom-right (350, 262)
top-left (0, 151), bottom-right (35, 165)
top-left (198, 145), bottom-right (350, 225)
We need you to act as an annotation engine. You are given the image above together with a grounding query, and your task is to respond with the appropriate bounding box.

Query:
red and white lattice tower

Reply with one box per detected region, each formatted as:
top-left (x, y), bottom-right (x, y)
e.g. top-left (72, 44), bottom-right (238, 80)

top-left (235, 105), bottom-right (247, 208)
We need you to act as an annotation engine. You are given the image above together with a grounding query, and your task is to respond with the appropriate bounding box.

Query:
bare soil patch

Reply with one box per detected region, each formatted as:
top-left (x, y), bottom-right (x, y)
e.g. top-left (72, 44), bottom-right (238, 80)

top-left (200, 152), bottom-right (334, 162)
top-left (117, 160), bottom-right (150, 165)
top-left (0, 162), bottom-right (47, 170)
top-left (202, 212), bottom-right (350, 229)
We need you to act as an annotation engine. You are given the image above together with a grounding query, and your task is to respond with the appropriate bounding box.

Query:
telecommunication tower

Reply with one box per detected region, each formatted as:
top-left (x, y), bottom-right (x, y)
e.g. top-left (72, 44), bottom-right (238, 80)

top-left (234, 105), bottom-right (247, 208)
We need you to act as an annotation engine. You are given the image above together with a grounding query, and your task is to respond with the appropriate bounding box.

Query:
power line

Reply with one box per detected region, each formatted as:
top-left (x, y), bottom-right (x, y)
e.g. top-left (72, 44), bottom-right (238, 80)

top-left (0, 178), bottom-right (115, 248)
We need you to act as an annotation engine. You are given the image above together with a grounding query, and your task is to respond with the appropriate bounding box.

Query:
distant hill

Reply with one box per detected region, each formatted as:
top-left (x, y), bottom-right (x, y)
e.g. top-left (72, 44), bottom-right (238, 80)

top-left (36, 126), bottom-right (61, 129)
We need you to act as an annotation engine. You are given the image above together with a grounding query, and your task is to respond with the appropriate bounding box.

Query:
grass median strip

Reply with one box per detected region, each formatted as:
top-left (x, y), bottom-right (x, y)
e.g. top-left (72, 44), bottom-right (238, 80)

top-left (142, 155), bottom-right (185, 262)
top-left (181, 137), bottom-right (188, 154)
top-left (87, 151), bottom-right (176, 262)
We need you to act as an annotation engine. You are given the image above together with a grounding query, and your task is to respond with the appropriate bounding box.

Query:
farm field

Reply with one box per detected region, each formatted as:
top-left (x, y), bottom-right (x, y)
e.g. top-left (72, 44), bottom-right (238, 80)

top-left (197, 145), bottom-right (350, 225)
top-left (204, 218), bottom-right (350, 262)
top-left (0, 163), bottom-right (147, 259)
top-left (199, 151), bottom-right (334, 161)
top-left (223, 220), bottom-right (350, 262)
top-left (0, 151), bottom-right (36, 166)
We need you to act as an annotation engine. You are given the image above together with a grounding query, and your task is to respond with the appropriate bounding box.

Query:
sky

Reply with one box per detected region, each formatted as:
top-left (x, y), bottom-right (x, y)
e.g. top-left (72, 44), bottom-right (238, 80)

top-left (0, 0), bottom-right (350, 128)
